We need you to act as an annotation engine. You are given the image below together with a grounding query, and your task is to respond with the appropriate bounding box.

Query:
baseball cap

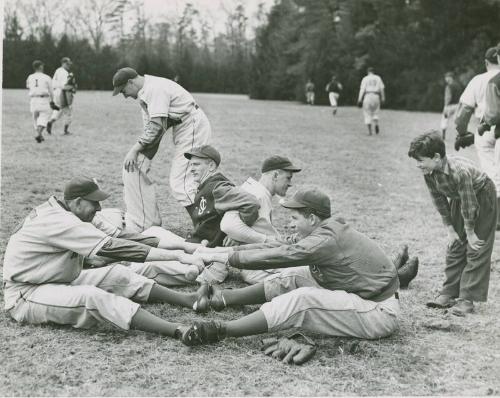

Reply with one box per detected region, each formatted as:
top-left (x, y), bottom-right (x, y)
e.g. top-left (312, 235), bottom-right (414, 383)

top-left (112, 67), bottom-right (139, 96)
top-left (64, 176), bottom-right (110, 201)
top-left (32, 60), bottom-right (44, 70)
top-left (281, 189), bottom-right (331, 218)
top-left (485, 47), bottom-right (498, 64)
top-left (261, 155), bottom-right (301, 173)
top-left (184, 145), bottom-right (221, 166)
top-left (61, 57), bottom-right (72, 65)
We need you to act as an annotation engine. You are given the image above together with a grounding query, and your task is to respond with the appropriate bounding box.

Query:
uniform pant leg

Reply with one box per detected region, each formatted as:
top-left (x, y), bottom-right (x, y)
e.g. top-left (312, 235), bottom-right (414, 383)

top-left (240, 269), bottom-right (284, 285)
top-left (460, 180), bottom-right (496, 301)
top-left (260, 287), bottom-right (400, 339)
top-left (141, 226), bottom-right (186, 245)
top-left (123, 153), bottom-right (162, 233)
top-left (128, 261), bottom-right (195, 287)
top-left (263, 266), bottom-right (319, 300)
top-left (474, 130), bottom-right (496, 182)
top-left (169, 109), bottom-right (212, 207)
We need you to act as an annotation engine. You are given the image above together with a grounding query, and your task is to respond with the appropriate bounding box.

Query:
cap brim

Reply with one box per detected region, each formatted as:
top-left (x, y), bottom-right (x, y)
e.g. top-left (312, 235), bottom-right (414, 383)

top-left (282, 165), bottom-right (302, 172)
top-left (112, 85), bottom-right (124, 96)
top-left (83, 189), bottom-right (110, 202)
top-left (281, 198), bottom-right (306, 209)
top-left (184, 151), bottom-right (205, 160)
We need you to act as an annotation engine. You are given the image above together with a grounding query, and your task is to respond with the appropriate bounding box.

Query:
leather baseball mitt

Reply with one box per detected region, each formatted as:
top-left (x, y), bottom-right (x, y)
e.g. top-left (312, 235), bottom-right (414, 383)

top-left (261, 332), bottom-right (317, 365)
top-left (454, 132), bottom-right (474, 151)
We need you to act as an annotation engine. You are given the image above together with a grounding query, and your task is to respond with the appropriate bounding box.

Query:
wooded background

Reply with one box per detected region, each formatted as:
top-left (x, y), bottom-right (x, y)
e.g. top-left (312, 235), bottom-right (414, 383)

top-left (3, 0), bottom-right (500, 110)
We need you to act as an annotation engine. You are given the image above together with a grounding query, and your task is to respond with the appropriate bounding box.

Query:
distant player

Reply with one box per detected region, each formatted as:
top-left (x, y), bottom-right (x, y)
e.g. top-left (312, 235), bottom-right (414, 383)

top-left (305, 79), bottom-right (315, 105)
top-left (26, 60), bottom-right (57, 143)
top-left (357, 67), bottom-right (385, 135)
top-left (440, 71), bottom-right (462, 140)
top-left (455, 47), bottom-right (500, 229)
top-left (47, 57), bottom-right (77, 135)
top-left (112, 67), bottom-right (212, 232)
top-left (325, 75), bottom-right (343, 115)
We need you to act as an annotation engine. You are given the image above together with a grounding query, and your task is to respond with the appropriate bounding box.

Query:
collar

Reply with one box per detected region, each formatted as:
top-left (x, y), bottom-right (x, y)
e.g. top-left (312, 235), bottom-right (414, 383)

top-left (49, 196), bottom-right (71, 211)
top-left (137, 75), bottom-right (151, 102)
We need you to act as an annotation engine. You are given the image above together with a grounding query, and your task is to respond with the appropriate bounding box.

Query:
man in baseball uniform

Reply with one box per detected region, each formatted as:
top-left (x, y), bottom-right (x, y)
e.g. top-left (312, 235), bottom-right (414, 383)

top-left (357, 67), bottom-right (385, 135)
top-left (440, 71), bottom-right (462, 140)
top-left (325, 75), bottom-right (343, 115)
top-left (26, 60), bottom-right (57, 143)
top-left (180, 188), bottom-right (400, 345)
top-left (3, 176), bottom-right (216, 337)
top-left (455, 47), bottom-right (500, 229)
top-left (183, 145), bottom-right (260, 283)
top-left (47, 57), bottom-right (76, 135)
top-left (304, 79), bottom-right (315, 105)
top-left (220, 155), bottom-right (301, 284)
top-left (112, 67), bottom-right (212, 232)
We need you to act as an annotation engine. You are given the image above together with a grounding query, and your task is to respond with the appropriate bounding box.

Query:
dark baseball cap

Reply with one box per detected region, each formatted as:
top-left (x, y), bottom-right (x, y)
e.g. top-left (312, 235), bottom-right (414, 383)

top-left (184, 145), bottom-right (221, 166)
top-left (261, 155), bottom-right (301, 173)
top-left (64, 176), bottom-right (110, 201)
top-left (485, 47), bottom-right (498, 64)
top-left (112, 67), bottom-right (139, 96)
top-left (281, 189), bottom-right (331, 218)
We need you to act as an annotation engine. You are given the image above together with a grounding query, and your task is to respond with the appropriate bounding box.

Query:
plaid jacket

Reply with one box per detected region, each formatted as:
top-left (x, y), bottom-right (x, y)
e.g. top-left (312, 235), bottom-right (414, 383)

top-left (424, 156), bottom-right (489, 231)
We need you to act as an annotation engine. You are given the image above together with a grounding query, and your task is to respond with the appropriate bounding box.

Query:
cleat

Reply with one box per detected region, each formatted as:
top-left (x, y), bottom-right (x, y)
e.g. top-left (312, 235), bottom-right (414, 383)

top-left (209, 285), bottom-right (227, 311)
top-left (46, 121), bottom-right (52, 134)
top-left (192, 283), bottom-right (210, 313)
top-left (180, 320), bottom-right (227, 346)
top-left (426, 294), bottom-right (455, 309)
top-left (398, 256), bottom-right (418, 288)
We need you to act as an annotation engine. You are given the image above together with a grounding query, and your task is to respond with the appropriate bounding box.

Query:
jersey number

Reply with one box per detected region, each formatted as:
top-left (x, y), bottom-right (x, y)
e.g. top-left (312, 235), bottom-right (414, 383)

top-left (35, 79), bottom-right (38, 87)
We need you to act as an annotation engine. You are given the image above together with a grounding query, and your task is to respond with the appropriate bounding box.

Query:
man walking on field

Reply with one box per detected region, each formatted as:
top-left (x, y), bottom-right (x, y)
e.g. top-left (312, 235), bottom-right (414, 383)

top-left (113, 67), bottom-right (212, 233)
top-left (357, 67), bottom-right (385, 136)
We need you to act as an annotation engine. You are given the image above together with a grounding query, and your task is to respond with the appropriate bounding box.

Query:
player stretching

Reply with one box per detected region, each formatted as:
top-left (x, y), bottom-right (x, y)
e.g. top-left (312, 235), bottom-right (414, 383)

top-left (357, 67), bottom-right (385, 135)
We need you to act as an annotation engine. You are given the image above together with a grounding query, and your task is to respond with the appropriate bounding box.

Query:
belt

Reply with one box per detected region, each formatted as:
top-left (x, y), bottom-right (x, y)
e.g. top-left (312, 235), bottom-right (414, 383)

top-left (365, 91), bottom-right (380, 95)
top-left (31, 94), bottom-right (49, 98)
top-left (394, 292), bottom-right (399, 300)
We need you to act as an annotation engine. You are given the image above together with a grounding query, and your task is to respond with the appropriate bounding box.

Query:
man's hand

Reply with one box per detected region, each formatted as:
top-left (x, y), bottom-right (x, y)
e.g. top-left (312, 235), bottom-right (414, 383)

top-left (179, 253), bottom-right (205, 271)
top-left (123, 149), bottom-right (139, 172)
top-left (477, 123), bottom-right (490, 136)
top-left (466, 231), bottom-right (485, 251)
top-left (454, 132), bottom-right (474, 151)
top-left (446, 226), bottom-right (461, 249)
top-left (357, 101), bottom-right (362, 108)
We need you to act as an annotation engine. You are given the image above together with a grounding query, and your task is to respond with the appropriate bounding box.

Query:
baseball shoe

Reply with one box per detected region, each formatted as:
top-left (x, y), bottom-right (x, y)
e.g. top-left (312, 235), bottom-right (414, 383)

top-left (192, 283), bottom-right (210, 313)
top-left (179, 320), bottom-right (227, 346)
top-left (450, 299), bottom-right (474, 317)
top-left (375, 125), bottom-right (380, 134)
top-left (392, 244), bottom-right (409, 269)
top-left (185, 265), bottom-right (200, 282)
top-left (35, 136), bottom-right (44, 143)
top-left (46, 121), bottom-right (52, 134)
top-left (210, 285), bottom-right (227, 311)
top-left (426, 294), bottom-right (456, 309)
top-left (398, 256), bottom-right (418, 288)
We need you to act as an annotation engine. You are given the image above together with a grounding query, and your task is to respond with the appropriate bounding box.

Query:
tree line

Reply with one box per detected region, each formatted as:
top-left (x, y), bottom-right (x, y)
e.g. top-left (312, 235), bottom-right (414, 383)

top-left (4, 0), bottom-right (500, 111)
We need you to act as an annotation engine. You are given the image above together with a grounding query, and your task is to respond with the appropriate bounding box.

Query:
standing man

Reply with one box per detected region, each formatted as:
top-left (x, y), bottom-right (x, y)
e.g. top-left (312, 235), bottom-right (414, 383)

top-left (112, 67), bottom-right (212, 232)
top-left (47, 57), bottom-right (77, 136)
top-left (408, 131), bottom-right (496, 316)
top-left (325, 75), bottom-right (343, 115)
top-left (304, 79), bottom-right (315, 105)
top-left (455, 47), bottom-right (500, 229)
top-left (26, 60), bottom-right (58, 143)
top-left (440, 71), bottom-right (462, 140)
top-left (220, 155), bottom-right (301, 284)
top-left (357, 67), bottom-right (385, 135)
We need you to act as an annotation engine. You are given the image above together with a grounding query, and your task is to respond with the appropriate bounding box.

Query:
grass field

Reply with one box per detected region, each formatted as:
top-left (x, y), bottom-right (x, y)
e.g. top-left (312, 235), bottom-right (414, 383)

top-left (1, 89), bottom-right (500, 396)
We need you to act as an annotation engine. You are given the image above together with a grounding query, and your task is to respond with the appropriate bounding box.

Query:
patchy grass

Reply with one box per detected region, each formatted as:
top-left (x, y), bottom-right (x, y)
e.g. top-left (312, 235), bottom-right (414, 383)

top-left (1, 89), bottom-right (500, 396)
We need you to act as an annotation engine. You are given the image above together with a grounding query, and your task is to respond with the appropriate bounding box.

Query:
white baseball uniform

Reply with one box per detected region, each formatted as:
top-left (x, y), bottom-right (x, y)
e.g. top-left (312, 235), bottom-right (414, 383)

top-left (220, 177), bottom-right (286, 284)
top-left (358, 74), bottom-right (385, 124)
top-left (51, 66), bottom-right (72, 126)
top-left (459, 69), bottom-right (500, 197)
top-left (123, 75), bottom-right (211, 232)
top-left (3, 197), bottom-right (155, 330)
top-left (26, 72), bottom-right (53, 128)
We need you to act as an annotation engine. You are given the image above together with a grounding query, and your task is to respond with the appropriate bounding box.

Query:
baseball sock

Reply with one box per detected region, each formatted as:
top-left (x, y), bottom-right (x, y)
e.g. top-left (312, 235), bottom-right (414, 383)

top-left (375, 124), bottom-right (380, 134)
top-left (130, 308), bottom-right (179, 337)
top-left (225, 310), bottom-right (269, 337)
top-left (367, 124), bottom-right (372, 135)
top-left (222, 282), bottom-right (267, 306)
top-left (147, 284), bottom-right (195, 308)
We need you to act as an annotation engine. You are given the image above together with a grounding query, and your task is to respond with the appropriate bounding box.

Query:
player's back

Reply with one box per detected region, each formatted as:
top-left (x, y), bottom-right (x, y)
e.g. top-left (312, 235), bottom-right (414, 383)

top-left (362, 74), bottom-right (384, 93)
top-left (461, 69), bottom-right (500, 118)
top-left (26, 72), bottom-right (52, 97)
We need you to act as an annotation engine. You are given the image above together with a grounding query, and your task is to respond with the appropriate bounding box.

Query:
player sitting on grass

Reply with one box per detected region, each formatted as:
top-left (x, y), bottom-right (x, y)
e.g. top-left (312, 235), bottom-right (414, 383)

top-left (176, 188), bottom-right (401, 346)
top-left (408, 131), bottom-right (497, 316)
top-left (2, 176), bottom-right (219, 337)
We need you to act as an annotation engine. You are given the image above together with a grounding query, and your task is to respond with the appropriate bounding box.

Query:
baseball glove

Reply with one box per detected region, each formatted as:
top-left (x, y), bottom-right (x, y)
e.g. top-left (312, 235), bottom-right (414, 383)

top-left (179, 320), bottom-right (227, 346)
top-left (261, 332), bottom-right (317, 365)
top-left (477, 123), bottom-right (490, 136)
top-left (454, 132), bottom-right (474, 151)
top-left (50, 101), bottom-right (60, 111)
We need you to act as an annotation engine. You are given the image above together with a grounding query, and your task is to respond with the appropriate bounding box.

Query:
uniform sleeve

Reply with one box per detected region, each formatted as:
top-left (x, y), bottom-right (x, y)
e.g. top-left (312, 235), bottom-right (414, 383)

top-left (91, 212), bottom-right (121, 237)
top-left (454, 102), bottom-right (474, 136)
top-left (42, 216), bottom-right (112, 257)
top-left (96, 237), bottom-right (152, 262)
top-left (378, 76), bottom-right (385, 90)
top-left (26, 76), bottom-right (30, 89)
top-left (137, 118), bottom-right (166, 147)
top-left (116, 230), bottom-right (160, 247)
top-left (459, 79), bottom-right (477, 109)
top-left (220, 211), bottom-right (267, 244)
top-left (213, 182), bottom-right (260, 226)
top-left (424, 175), bottom-right (453, 226)
top-left (229, 233), bottom-right (330, 270)
top-left (483, 79), bottom-right (500, 126)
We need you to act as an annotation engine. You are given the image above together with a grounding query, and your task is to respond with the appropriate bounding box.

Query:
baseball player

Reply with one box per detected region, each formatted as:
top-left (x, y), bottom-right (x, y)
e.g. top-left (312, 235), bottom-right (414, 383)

top-left (304, 79), bottom-right (315, 105)
top-left (112, 67), bottom-right (212, 232)
top-left (357, 67), bottom-right (385, 135)
top-left (220, 155), bottom-right (301, 284)
top-left (455, 47), bottom-right (500, 229)
top-left (325, 75), bottom-right (343, 115)
top-left (2, 175), bottom-right (217, 337)
top-left (26, 60), bottom-right (58, 143)
top-left (183, 145), bottom-right (260, 283)
top-left (47, 57), bottom-right (77, 135)
top-left (440, 71), bottom-right (462, 140)
top-left (179, 188), bottom-right (401, 345)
